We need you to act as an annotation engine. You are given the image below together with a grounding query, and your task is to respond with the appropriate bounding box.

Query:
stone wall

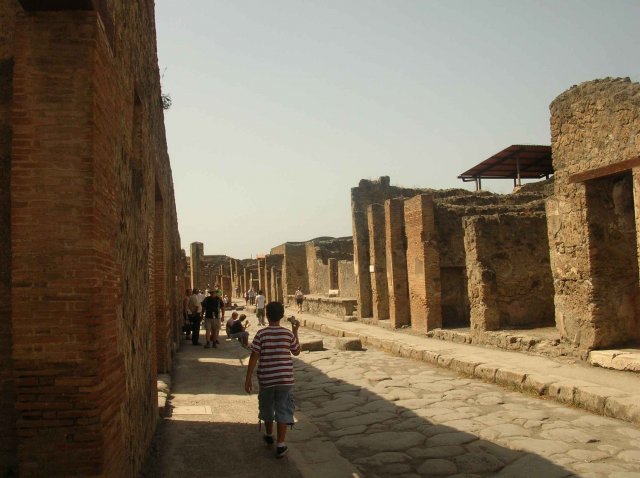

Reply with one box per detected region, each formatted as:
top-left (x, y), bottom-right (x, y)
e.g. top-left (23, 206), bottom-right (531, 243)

top-left (464, 213), bottom-right (554, 331)
top-left (4, 2), bottom-right (184, 476)
top-left (548, 78), bottom-right (640, 350)
top-left (337, 260), bottom-right (357, 298)
top-left (278, 243), bottom-right (308, 297)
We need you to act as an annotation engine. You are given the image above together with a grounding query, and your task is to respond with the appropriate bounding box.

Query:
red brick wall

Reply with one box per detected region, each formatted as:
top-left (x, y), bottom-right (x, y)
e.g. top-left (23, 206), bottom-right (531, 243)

top-left (0, 1), bottom-right (20, 475)
top-left (11, 12), bottom-right (111, 476)
top-left (7, 2), bottom-right (185, 475)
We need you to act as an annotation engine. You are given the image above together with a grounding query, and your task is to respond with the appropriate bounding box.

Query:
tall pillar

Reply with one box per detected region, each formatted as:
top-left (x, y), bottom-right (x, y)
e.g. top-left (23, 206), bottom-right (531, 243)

top-left (368, 204), bottom-right (389, 322)
top-left (328, 258), bottom-right (339, 290)
top-left (385, 198), bottom-right (410, 328)
top-left (189, 242), bottom-right (203, 289)
top-left (404, 194), bottom-right (441, 332)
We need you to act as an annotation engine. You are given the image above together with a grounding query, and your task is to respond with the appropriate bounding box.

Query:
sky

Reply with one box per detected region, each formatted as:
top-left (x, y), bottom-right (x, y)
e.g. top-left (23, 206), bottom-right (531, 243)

top-left (154, 0), bottom-right (640, 259)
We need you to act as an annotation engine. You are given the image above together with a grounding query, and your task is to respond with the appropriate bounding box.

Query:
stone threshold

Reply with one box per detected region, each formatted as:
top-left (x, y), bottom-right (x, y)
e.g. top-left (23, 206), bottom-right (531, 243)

top-left (589, 349), bottom-right (640, 373)
top-left (300, 317), bottom-right (640, 427)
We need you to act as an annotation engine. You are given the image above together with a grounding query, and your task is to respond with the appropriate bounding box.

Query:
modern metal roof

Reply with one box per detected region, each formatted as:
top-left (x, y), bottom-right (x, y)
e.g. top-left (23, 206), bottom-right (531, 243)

top-left (458, 145), bottom-right (553, 183)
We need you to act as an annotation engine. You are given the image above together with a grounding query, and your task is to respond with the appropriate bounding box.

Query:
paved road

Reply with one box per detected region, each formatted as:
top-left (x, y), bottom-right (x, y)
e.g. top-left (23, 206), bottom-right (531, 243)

top-left (294, 328), bottom-right (640, 478)
top-left (141, 309), bottom-right (640, 478)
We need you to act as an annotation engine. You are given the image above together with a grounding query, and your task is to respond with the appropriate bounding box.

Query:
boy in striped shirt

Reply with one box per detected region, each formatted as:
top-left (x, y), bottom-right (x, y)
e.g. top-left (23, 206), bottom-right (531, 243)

top-left (245, 301), bottom-right (300, 458)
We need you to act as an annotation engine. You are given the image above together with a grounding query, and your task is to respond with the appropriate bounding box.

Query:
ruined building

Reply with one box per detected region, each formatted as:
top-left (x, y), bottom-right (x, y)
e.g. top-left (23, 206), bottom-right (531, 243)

top-left (352, 178), bottom-right (553, 332)
top-left (271, 237), bottom-right (357, 317)
top-left (1, 1), bottom-right (184, 476)
top-left (350, 78), bottom-right (640, 356)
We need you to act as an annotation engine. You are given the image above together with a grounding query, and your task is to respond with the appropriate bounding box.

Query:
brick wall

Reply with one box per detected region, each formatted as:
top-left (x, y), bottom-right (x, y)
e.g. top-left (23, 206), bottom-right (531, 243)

top-left (0, 1), bottom-right (20, 474)
top-left (548, 78), bottom-right (640, 349)
top-left (464, 213), bottom-right (554, 331)
top-left (404, 195), bottom-right (442, 332)
top-left (6, 2), bottom-right (184, 475)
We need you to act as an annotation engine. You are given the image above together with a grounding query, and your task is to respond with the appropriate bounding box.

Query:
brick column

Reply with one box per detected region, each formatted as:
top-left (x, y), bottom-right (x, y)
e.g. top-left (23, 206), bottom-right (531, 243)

top-left (404, 194), bottom-right (442, 332)
top-left (385, 198), bottom-right (410, 328)
top-left (368, 204), bottom-right (389, 322)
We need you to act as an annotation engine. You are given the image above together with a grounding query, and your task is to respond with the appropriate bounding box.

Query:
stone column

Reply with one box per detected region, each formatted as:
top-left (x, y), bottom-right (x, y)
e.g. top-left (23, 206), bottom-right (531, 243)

top-left (368, 204), bottom-right (389, 322)
top-left (385, 198), bottom-right (410, 328)
top-left (190, 242), bottom-right (203, 290)
top-left (328, 258), bottom-right (338, 291)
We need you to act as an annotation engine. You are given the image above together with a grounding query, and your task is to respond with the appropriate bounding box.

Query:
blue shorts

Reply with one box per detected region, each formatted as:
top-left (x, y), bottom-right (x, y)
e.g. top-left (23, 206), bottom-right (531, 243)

top-left (258, 385), bottom-right (295, 424)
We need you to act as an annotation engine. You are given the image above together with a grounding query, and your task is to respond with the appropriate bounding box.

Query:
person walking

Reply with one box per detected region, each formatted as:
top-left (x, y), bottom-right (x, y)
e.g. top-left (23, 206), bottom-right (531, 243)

top-left (255, 290), bottom-right (266, 326)
top-left (248, 287), bottom-right (256, 306)
top-left (244, 302), bottom-right (300, 458)
top-left (202, 289), bottom-right (224, 348)
top-left (294, 287), bottom-right (304, 314)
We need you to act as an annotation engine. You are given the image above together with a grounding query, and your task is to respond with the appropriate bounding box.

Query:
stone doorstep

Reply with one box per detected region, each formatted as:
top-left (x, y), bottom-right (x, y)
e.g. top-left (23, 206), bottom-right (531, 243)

top-left (589, 349), bottom-right (640, 373)
top-left (157, 374), bottom-right (172, 418)
top-left (301, 319), bottom-right (640, 427)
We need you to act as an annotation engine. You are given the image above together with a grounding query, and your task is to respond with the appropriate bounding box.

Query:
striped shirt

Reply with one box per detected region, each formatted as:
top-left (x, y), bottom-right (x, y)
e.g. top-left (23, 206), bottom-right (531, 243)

top-left (250, 326), bottom-right (300, 388)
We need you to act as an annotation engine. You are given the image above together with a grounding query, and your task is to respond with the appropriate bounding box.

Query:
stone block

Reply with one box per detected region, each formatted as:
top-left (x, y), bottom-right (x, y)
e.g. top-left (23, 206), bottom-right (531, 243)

top-left (495, 369), bottom-right (526, 390)
top-left (473, 363), bottom-right (498, 383)
top-left (450, 358), bottom-right (479, 377)
top-left (573, 386), bottom-right (625, 415)
top-left (604, 396), bottom-right (640, 425)
top-left (335, 338), bottom-right (363, 351)
top-left (300, 339), bottom-right (324, 352)
top-left (522, 374), bottom-right (552, 396)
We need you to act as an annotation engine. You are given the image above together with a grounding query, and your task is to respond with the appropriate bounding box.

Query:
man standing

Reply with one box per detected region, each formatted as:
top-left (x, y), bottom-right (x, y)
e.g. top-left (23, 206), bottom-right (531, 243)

top-left (201, 289), bottom-right (224, 348)
top-left (294, 287), bottom-right (304, 314)
top-left (187, 288), bottom-right (202, 346)
top-left (255, 289), bottom-right (266, 326)
top-left (245, 302), bottom-right (300, 458)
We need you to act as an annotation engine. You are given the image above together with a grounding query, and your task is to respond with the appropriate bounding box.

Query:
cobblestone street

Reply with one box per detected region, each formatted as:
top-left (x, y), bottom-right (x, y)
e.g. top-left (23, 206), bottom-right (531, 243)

top-left (292, 327), bottom-right (640, 478)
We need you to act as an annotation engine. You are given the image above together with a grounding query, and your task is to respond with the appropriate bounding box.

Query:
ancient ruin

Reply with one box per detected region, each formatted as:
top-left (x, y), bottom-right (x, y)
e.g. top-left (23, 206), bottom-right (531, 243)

top-left (346, 78), bottom-right (640, 358)
top-left (2, 1), bottom-right (184, 476)
top-left (1, 0), bottom-right (639, 471)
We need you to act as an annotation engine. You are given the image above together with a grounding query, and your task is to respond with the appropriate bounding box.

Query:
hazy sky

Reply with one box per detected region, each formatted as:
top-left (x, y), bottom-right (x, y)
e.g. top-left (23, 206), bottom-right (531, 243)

top-left (155, 0), bottom-right (640, 259)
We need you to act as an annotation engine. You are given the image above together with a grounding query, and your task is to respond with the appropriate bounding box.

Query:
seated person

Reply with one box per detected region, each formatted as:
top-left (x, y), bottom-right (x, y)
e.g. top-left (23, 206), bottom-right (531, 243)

top-left (225, 312), bottom-right (238, 336)
top-left (228, 313), bottom-right (249, 347)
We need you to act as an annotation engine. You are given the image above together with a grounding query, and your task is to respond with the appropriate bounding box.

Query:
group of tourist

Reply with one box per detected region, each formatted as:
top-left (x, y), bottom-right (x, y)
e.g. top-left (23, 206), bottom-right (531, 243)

top-left (183, 286), bottom-right (225, 348)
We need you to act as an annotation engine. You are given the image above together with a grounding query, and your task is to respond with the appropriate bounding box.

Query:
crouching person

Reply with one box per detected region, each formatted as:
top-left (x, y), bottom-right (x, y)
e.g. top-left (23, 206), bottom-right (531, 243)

top-left (228, 313), bottom-right (250, 347)
top-left (244, 302), bottom-right (300, 458)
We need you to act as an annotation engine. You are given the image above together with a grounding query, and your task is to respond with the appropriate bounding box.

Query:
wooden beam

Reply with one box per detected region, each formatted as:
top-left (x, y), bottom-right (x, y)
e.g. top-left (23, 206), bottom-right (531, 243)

top-left (568, 156), bottom-right (640, 184)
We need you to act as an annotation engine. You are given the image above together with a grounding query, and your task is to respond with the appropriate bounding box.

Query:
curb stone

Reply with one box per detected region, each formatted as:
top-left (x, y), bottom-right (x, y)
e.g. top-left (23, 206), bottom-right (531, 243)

top-left (301, 318), bottom-right (640, 427)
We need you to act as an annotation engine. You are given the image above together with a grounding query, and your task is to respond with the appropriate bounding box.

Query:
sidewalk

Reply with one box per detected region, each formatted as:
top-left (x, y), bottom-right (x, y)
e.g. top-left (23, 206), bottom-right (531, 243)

top-left (295, 311), bottom-right (640, 426)
top-left (142, 330), bottom-right (358, 478)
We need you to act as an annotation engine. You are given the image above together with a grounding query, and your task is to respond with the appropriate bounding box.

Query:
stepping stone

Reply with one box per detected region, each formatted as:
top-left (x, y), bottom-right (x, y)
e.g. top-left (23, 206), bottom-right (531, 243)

top-left (335, 337), bottom-right (363, 351)
top-left (301, 339), bottom-right (324, 351)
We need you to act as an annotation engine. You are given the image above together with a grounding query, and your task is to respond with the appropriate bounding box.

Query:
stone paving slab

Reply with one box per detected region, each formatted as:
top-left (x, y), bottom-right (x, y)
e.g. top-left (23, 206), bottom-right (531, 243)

top-left (294, 327), bottom-right (640, 477)
top-left (296, 313), bottom-right (640, 426)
